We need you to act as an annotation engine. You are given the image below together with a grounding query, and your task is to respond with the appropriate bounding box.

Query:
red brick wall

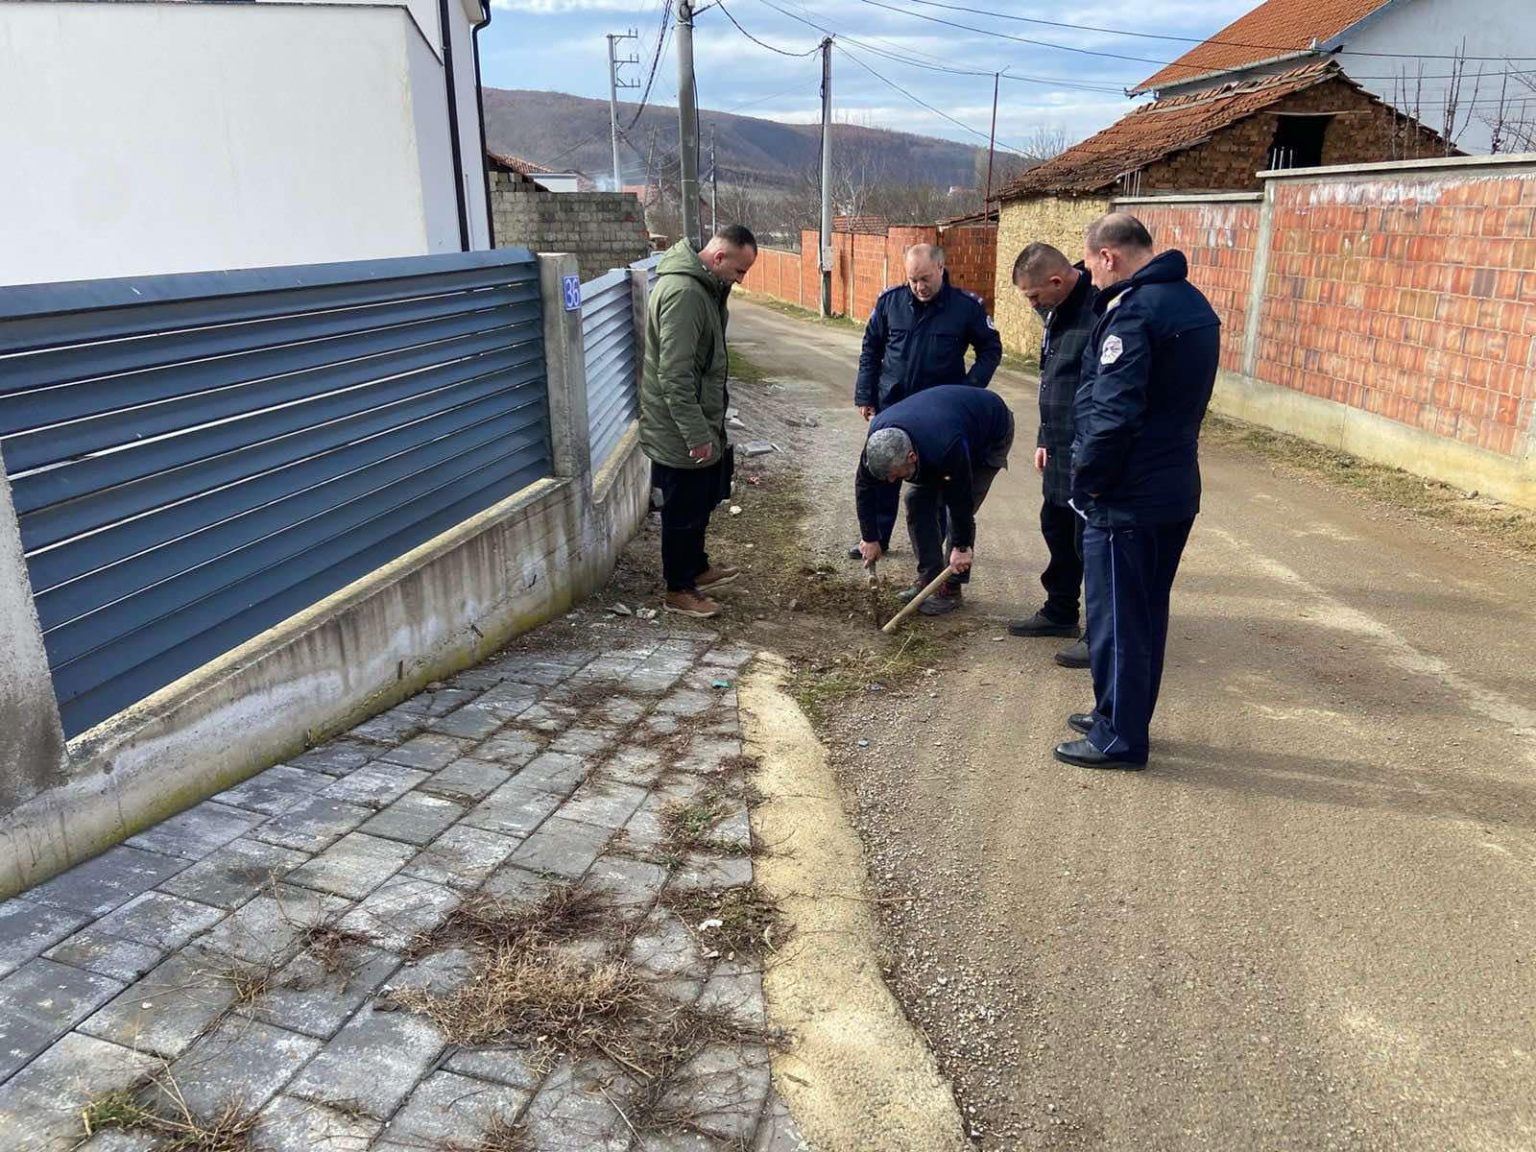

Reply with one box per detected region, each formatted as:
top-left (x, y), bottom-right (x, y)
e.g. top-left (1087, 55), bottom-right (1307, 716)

top-left (1254, 174), bottom-right (1536, 457)
top-left (740, 246), bottom-right (805, 309)
top-left (1130, 200), bottom-right (1261, 374)
top-left (939, 222), bottom-right (999, 313)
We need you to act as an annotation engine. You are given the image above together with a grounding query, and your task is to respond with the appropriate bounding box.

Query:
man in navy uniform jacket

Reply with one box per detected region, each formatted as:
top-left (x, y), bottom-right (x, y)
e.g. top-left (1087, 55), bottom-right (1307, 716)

top-left (854, 385), bottom-right (1015, 616)
top-left (1056, 214), bottom-right (1220, 770)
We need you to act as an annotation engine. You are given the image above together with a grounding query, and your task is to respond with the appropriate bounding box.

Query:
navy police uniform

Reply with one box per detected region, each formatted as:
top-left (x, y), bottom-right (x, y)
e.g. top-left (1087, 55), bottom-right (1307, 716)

top-left (854, 274), bottom-right (1002, 413)
top-left (1072, 250), bottom-right (1220, 763)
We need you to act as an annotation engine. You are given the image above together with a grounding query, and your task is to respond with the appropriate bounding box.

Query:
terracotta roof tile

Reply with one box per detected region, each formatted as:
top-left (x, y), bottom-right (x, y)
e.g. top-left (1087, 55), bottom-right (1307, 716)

top-left (1133, 0), bottom-right (1390, 94)
top-left (999, 62), bottom-right (1348, 198)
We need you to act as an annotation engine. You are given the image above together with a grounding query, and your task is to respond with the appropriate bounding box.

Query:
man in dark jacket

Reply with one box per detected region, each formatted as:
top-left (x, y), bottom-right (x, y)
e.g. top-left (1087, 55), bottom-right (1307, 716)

top-left (639, 224), bottom-right (758, 619)
top-left (846, 243), bottom-right (1002, 559)
top-left (1055, 214), bottom-right (1220, 770)
top-left (1005, 242), bottom-right (1097, 669)
top-left (854, 385), bottom-right (1014, 616)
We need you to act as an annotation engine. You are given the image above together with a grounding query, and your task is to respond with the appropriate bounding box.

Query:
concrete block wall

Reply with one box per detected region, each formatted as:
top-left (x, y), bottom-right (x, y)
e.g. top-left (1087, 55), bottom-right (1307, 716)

top-left (490, 174), bottom-right (650, 282)
top-left (992, 193), bottom-right (1113, 357)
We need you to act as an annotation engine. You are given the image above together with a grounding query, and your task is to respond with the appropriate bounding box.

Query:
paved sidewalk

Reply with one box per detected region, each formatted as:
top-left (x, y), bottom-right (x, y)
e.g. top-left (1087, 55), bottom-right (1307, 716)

top-left (0, 625), bottom-right (808, 1152)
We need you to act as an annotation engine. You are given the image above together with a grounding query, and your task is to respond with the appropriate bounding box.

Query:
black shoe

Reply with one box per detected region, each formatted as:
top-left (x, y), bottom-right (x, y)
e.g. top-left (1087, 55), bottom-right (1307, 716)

top-left (1068, 713), bottom-right (1093, 735)
top-left (1054, 638), bottom-right (1090, 668)
top-left (918, 583), bottom-right (962, 616)
top-left (1008, 611), bottom-right (1079, 639)
top-left (1053, 739), bottom-right (1145, 770)
top-left (847, 544), bottom-right (863, 560)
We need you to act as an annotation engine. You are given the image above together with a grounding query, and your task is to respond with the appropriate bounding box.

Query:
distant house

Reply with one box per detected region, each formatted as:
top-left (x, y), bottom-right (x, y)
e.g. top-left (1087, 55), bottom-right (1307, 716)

top-left (1133, 0), bottom-right (1536, 156)
top-left (0, 0), bottom-right (495, 286)
top-left (488, 152), bottom-right (595, 194)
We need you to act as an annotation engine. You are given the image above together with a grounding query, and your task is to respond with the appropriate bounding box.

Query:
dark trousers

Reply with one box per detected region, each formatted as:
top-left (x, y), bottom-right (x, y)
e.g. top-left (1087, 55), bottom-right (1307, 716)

top-left (1040, 498), bottom-right (1085, 624)
top-left (652, 460), bottom-right (722, 592)
top-left (1082, 518), bottom-right (1194, 761)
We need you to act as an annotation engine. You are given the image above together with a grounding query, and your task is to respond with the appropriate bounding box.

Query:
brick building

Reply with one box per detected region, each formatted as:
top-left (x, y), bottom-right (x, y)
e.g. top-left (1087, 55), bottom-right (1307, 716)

top-left (488, 153), bottom-right (649, 282)
top-left (992, 62), bottom-right (1449, 354)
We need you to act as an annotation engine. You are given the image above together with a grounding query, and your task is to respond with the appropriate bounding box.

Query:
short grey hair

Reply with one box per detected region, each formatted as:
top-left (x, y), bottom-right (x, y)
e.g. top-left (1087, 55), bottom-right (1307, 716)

top-left (905, 243), bottom-right (945, 267)
top-left (865, 427), bottom-right (914, 480)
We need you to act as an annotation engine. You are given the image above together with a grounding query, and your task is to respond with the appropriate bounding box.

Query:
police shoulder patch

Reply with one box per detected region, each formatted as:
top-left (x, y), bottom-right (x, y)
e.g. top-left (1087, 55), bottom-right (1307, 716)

top-left (1100, 335), bottom-right (1124, 365)
top-left (985, 316), bottom-right (997, 330)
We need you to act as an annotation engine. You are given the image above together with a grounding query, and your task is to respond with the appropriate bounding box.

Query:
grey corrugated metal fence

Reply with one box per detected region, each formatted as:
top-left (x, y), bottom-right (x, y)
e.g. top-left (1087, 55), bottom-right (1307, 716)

top-left (581, 254), bottom-right (661, 474)
top-left (0, 250), bottom-right (549, 738)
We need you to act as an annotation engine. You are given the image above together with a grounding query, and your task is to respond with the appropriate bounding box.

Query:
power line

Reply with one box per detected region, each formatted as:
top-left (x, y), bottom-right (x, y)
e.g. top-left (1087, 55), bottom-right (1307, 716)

top-left (712, 0), bottom-right (819, 57)
top-left (626, 0), bottom-right (675, 130)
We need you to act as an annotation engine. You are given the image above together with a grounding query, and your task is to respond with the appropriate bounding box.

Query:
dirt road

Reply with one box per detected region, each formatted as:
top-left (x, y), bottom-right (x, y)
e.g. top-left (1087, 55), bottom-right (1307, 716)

top-left (726, 299), bottom-right (1536, 1152)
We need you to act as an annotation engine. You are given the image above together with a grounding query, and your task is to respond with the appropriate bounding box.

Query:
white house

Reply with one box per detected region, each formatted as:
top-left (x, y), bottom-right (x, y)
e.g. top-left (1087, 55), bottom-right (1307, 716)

top-left (1133, 0), bottom-right (1536, 156)
top-left (0, 0), bottom-right (496, 287)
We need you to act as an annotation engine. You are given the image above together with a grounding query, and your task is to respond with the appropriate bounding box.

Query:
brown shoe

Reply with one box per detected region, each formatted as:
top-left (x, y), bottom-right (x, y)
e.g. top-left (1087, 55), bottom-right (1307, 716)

top-left (664, 589), bottom-right (721, 618)
top-left (696, 565), bottom-right (739, 590)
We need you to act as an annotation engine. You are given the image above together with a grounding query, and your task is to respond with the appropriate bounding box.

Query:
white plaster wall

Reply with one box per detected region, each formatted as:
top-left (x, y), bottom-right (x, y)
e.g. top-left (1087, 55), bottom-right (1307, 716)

top-left (407, 27), bottom-right (467, 253)
top-left (0, 2), bottom-right (437, 286)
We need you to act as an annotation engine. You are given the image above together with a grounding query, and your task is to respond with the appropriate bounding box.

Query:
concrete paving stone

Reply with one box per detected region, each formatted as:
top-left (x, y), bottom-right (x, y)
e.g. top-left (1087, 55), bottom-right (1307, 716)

top-left (617, 794), bottom-right (670, 856)
top-left (595, 695), bottom-right (648, 727)
top-left (443, 1044), bottom-right (543, 1090)
top-left (627, 909), bottom-right (705, 980)
top-left (559, 780), bottom-right (650, 832)
top-left (0, 957), bottom-right (125, 1081)
top-left (401, 827), bottom-right (521, 892)
top-left (674, 736), bottom-right (745, 775)
top-left (426, 706), bottom-right (505, 741)
top-left (459, 779), bottom-right (567, 839)
top-left (247, 795), bottom-right (376, 854)
top-left (214, 764), bottom-right (332, 816)
top-left (377, 734), bottom-right (474, 772)
top-left (641, 713), bottom-right (684, 738)
top-left (288, 738), bottom-right (381, 775)
top-left (626, 670), bottom-right (686, 695)
top-left (77, 946), bottom-right (242, 1059)
top-left (496, 661), bottom-right (581, 687)
top-left (317, 762), bottom-right (432, 808)
top-left (604, 745), bottom-right (667, 788)
top-left (656, 772), bottom-right (714, 806)
top-left (337, 877), bottom-right (460, 952)
top-left (0, 1032), bottom-right (159, 1152)
top-left (240, 944), bottom-right (400, 1039)
top-left (359, 791), bottom-right (466, 845)
top-left (27, 846), bottom-right (189, 919)
top-left (348, 706), bottom-right (426, 745)
top-left (44, 928), bottom-right (165, 983)
top-left (198, 886), bottom-right (351, 967)
top-left (754, 1094), bottom-right (812, 1152)
top-left (479, 864), bottom-right (560, 907)
top-left (511, 703), bottom-right (580, 734)
top-left (446, 668), bottom-right (507, 692)
top-left (695, 959), bottom-right (766, 1030)
top-left (669, 854), bottom-right (754, 894)
top-left (581, 857), bottom-right (669, 923)
top-left (286, 833), bottom-right (416, 901)
top-left (125, 800), bottom-right (265, 862)
top-left (507, 817), bottom-right (612, 880)
top-left (375, 1070), bottom-right (532, 1146)
top-left (470, 730), bottom-right (544, 768)
top-left (396, 688), bottom-right (480, 718)
top-left (155, 1017), bottom-right (320, 1121)
top-left (287, 1003), bottom-right (445, 1119)
top-left (658, 1043), bottom-right (771, 1144)
top-left (635, 1130), bottom-right (719, 1152)
top-left (701, 644), bottom-right (756, 670)
top-left (710, 806), bottom-right (753, 853)
top-left (549, 725), bottom-right (620, 757)
top-left (156, 838), bottom-right (310, 911)
top-left (513, 751), bottom-right (590, 795)
top-left (418, 757), bottom-right (511, 803)
top-left (255, 1094), bottom-right (382, 1152)
top-left (0, 898), bottom-right (90, 979)
top-left (656, 638), bottom-right (710, 658)
top-left (382, 946), bottom-right (475, 1000)
top-left (89, 891), bottom-right (226, 950)
top-left (655, 689), bottom-right (717, 718)
top-left (518, 1059), bottom-right (632, 1152)
top-left (74, 1131), bottom-right (161, 1151)
top-left (462, 681), bottom-right (542, 722)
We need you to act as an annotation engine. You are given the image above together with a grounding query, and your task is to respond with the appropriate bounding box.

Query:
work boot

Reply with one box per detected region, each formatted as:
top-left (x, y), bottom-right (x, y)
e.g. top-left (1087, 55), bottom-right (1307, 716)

top-left (896, 582), bottom-right (926, 604)
top-left (663, 589), bottom-right (721, 619)
top-left (1055, 638), bottom-right (1090, 668)
top-left (1008, 610), bottom-right (1079, 638)
top-left (918, 582), bottom-right (963, 616)
top-left (696, 564), bottom-right (739, 590)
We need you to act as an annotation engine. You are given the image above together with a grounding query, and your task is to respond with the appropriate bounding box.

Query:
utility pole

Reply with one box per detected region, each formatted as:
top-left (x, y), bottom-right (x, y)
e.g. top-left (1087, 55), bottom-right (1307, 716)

top-left (819, 37), bottom-right (833, 317)
top-left (676, 0), bottom-right (701, 245)
top-left (709, 124), bottom-right (718, 234)
top-left (606, 30), bottom-right (640, 191)
top-left (984, 71), bottom-right (1000, 213)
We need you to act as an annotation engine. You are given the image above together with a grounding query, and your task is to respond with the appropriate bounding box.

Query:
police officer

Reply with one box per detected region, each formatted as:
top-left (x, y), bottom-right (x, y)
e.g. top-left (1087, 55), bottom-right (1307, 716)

top-left (1005, 242), bottom-right (1097, 669)
top-left (846, 243), bottom-right (1002, 560)
top-left (855, 385), bottom-right (1015, 616)
top-left (1055, 214), bottom-right (1220, 770)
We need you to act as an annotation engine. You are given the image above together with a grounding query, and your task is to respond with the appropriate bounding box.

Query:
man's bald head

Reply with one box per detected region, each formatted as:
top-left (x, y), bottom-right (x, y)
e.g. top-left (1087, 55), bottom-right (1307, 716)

top-left (1083, 213), bottom-right (1155, 290)
top-left (905, 244), bottom-right (946, 303)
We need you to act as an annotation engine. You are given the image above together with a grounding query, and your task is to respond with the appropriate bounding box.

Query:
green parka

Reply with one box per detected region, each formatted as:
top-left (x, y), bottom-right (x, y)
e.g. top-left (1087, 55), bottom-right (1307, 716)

top-left (639, 240), bottom-right (731, 469)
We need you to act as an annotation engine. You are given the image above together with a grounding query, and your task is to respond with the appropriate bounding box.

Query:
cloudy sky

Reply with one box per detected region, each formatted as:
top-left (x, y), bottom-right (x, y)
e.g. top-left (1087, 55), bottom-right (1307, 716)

top-left (478, 0), bottom-right (1259, 153)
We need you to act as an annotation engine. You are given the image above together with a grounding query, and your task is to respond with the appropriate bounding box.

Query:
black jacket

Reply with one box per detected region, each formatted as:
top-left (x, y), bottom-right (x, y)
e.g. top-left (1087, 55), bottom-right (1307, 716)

top-left (854, 274), bottom-right (1002, 411)
top-left (856, 385), bottom-right (1014, 550)
top-left (1071, 250), bottom-right (1220, 528)
top-left (1036, 265), bottom-right (1098, 506)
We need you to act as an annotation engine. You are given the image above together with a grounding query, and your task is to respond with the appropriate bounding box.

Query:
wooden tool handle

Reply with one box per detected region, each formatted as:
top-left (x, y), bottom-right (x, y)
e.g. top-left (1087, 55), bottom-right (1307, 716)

top-left (881, 565), bottom-right (957, 634)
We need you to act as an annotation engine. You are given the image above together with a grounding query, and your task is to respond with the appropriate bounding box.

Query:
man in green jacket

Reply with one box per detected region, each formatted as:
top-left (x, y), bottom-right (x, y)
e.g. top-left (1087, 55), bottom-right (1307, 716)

top-left (640, 224), bottom-right (758, 618)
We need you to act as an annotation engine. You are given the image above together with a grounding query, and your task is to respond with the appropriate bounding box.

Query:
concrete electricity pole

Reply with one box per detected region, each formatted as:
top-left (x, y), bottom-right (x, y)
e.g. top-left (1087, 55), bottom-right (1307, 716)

top-left (606, 30), bottom-right (640, 191)
top-left (709, 124), bottom-right (718, 234)
top-left (819, 37), bottom-right (833, 316)
top-left (676, 0), bottom-right (701, 245)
